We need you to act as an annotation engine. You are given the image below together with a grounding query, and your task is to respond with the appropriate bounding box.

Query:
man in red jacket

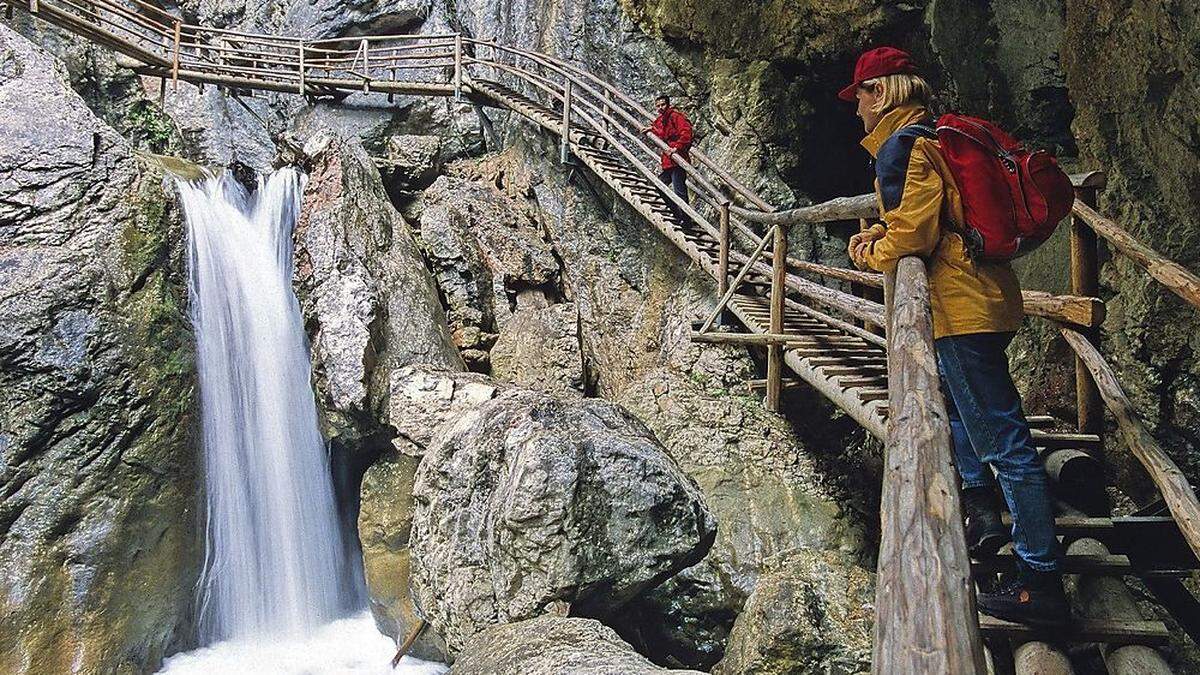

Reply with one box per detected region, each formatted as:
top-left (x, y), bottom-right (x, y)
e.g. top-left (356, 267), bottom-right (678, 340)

top-left (644, 94), bottom-right (694, 208)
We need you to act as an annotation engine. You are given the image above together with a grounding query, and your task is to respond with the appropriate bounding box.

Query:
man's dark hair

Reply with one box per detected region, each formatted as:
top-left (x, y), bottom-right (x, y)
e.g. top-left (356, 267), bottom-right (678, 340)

top-left (655, 94), bottom-right (671, 106)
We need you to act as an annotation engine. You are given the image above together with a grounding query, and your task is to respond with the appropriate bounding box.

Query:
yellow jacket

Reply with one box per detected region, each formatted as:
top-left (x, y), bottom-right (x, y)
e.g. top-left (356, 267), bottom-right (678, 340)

top-left (860, 105), bottom-right (1023, 339)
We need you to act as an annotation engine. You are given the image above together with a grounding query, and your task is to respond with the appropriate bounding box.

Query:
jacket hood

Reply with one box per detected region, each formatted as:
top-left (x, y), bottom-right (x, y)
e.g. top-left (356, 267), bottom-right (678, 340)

top-left (860, 104), bottom-right (930, 157)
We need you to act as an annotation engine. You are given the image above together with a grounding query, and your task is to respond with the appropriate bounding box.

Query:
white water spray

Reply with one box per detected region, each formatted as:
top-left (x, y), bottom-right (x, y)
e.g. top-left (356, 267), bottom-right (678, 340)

top-left (180, 168), bottom-right (356, 642)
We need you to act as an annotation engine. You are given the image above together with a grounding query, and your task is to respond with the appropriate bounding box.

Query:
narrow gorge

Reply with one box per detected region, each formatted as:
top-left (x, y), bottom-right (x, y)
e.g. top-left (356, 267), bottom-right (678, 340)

top-left (1, 1), bottom-right (1198, 674)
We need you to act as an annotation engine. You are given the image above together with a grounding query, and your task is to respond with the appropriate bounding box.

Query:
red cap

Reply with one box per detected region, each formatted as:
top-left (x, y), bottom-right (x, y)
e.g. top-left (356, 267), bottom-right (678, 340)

top-left (838, 47), bottom-right (918, 102)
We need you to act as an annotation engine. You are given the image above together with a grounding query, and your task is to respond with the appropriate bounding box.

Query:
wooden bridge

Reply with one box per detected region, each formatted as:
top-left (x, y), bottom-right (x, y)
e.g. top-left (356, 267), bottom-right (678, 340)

top-left (8, 0), bottom-right (1200, 671)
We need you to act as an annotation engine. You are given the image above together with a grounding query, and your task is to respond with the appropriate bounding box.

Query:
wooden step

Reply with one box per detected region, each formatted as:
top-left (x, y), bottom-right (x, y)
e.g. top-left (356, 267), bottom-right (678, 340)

top-left (973, 552), bottom-right (1193, 578)
top-left (978, 614), bottom-right (1169, 646)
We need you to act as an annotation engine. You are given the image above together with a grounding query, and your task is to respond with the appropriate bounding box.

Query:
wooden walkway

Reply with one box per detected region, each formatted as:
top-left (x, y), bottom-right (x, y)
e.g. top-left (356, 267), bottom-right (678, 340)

top-left (9, 0), bottom-right (1200, 672)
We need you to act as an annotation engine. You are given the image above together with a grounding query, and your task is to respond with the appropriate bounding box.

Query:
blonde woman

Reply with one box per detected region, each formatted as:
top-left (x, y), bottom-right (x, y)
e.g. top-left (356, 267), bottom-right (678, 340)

top-left (840, 47), bottom-right (1066, 627)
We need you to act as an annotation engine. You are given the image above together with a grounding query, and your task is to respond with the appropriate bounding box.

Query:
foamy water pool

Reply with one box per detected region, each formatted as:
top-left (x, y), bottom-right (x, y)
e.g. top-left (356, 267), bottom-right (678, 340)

top-left (158, 612), bottom-right (448, 675)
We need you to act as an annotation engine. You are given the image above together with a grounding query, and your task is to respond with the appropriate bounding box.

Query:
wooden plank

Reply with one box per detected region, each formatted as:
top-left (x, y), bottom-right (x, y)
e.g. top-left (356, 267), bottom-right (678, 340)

top-left (1062, 327), bottom-right (1200, 563)
top-left (978, 615), bottom-right (1168, 646)
top-left (873, 257), bottom-right (987, 674)
top-left (1030, 429), bottom-right (1101, 451)
top-left (1013, 642), bottom-right (1073, 675)
top-left (974, 552), bottom-right (1190, 578)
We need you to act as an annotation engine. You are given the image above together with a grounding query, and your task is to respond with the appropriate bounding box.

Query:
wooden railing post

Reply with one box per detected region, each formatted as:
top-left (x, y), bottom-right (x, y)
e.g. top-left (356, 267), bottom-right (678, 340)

top-left (297, 41), bottom-right (306, 95)
top-left (171, 19), bottom-right (181, 91)
top-left (766, 223), bottom-right (787, 411)
top-left (360, 38), bottom-right (369, 93)
top-left (718, 200), bottom-right (731, 305)
top-left (1072, 171), bottom-right (1106, 437)
top-left (453, 33), bottom-right (463, 100)
top-left (874, 256), bottom-right (988, 674)
top-left (29, 0), bottom-right (37, 13)
top-left (559, 79), bottom-right (572, 165)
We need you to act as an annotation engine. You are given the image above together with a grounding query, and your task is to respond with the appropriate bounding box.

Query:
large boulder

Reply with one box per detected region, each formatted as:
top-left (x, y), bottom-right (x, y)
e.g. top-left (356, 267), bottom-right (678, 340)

top-left (0, 26), bottom-right (198, 673)
top-left (295, 130), bottom-right (463, 453)
top-left (452, 616), bottom-right (707, 675)
top-left (410, 388), bottom-right (717, 654)
top-left (715, 549), bottom-right (874, 675)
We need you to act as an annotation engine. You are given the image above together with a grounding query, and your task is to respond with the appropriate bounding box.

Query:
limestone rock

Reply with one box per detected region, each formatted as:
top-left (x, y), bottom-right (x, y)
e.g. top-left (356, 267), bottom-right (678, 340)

top-left (409, 388), bottom-right (717, 654)
top-left (0, 26), bottom-right (198, 674)
top-left (380, 133), bottom-right (443, 190)
top-left (386, 365), bottom-right (504, 457)
top-left (452, 616), bottom-right (707, 675)
top-left (414, 174), bottom-right (561, 366)
top-left (490, 290), bottom-right (585, 396)
top-left (295, 130), bottom-right (462, 452)
top-left (715, 549), bottom-right (874, 675)
top-left (360, 366), bottom-right (502, 649)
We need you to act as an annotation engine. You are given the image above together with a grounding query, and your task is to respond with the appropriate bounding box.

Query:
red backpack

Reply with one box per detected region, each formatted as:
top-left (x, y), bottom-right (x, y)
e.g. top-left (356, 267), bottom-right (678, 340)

top-left (912, 114), bottom-right (1074, 260)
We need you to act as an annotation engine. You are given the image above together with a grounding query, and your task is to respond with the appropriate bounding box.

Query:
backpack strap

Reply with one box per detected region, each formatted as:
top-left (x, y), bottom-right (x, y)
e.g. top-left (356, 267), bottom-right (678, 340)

top-left (875, 120), bottom-right (938, 212)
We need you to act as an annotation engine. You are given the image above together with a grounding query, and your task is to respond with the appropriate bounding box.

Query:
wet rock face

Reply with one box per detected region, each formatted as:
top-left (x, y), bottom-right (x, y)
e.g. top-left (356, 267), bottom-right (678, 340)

top-left (294, 130), bottom-right (462, 453)
top-left (0, 26), bottom-right (198, 674)
top-left (452, 616), bottom-right (707, 675)
top-left (715, 549), bottom-right (874, 675)
top-left (409, 388), bottom-right (717, 654)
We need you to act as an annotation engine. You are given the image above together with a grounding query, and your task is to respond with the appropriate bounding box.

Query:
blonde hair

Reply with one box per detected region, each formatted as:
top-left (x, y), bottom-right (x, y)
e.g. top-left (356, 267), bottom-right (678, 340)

top-left (861, 73), bottom-right (933, 114)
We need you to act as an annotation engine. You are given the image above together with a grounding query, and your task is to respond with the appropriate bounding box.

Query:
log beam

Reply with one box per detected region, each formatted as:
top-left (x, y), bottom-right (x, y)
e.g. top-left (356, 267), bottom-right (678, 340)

top-left (1062, 327), bottom-right (1200, 563)
top-left (873, 257), bottom-right (987, 674)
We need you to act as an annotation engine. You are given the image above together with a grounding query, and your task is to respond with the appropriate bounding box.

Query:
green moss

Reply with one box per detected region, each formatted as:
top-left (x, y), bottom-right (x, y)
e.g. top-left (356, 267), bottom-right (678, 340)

top-left (124, 100), bottom-right (180, 155)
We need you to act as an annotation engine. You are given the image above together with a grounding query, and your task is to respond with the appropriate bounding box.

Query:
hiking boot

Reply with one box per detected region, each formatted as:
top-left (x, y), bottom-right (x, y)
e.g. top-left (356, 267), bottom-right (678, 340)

top-left (962, 486), bottom-right (1009, 559)
top-left (977, 567), bottom-right (1070, 627)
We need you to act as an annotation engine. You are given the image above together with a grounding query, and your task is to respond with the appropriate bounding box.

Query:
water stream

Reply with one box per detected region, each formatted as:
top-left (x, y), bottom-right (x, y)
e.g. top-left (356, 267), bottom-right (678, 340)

top-left (162, 169), bottom-right (444, 674)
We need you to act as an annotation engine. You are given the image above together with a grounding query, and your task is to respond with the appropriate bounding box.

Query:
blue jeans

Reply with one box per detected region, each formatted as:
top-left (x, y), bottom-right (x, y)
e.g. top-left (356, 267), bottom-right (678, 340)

top-left (936, 332), bottom-right (1060, 573)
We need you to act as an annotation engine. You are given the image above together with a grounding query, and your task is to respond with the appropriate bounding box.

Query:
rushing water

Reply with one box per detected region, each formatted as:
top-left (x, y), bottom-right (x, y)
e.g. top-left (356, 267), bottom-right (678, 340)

top-left (167, 169), bottom-right (444, 674)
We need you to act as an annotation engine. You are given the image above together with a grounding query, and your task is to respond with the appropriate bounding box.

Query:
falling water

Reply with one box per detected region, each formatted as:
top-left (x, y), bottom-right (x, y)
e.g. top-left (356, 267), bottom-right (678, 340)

top-left (179, 168), bottom-right (358, 642)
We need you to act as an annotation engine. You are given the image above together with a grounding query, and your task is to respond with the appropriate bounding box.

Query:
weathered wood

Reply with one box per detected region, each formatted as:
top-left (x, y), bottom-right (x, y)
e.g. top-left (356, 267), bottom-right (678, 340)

top-left (1068, 538), bottom-right (1173, 673)
top-left (873, 257), bottom-right (987, 674)
top-left (453, 32), bottom-right (462, 99)
top-left (1013, 641), bottom-right (1074, 675)
top-left (718, 201), bottom-right (730, 305)
top-left (1072, 198), bottom-right (1200, 313)
top-left (1021, 290), bottom-right (1105, 328)
top-left (171, 19), bottom-right (181, 89)
top-left (766, 224), bottom-right (787, 411)
top-left (978, 615), bottom-right (1168, 646)
top-left (1062, 327), bottom-right (1200, 563)
top-left (1071, 183), bottom-right (1104, 436)
top-left (732, 193), bottom-right (878, 225)
top-left (697, 227), bottom-right (776, 335)
top-left (559, 79), bottom-right (572, 164)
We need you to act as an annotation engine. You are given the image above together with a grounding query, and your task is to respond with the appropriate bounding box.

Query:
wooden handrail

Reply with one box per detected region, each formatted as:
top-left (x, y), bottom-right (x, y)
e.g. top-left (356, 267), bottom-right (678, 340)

top-left (1071, 199), bottom-right (1200, 313)
top-left (875, 257), bottom-right (987, 674)
top-left (1061, 328), bottom-right (1200, 562)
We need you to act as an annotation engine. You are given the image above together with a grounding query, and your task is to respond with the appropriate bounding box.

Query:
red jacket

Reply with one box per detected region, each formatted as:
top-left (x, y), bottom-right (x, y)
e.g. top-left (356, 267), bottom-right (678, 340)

top-left (650, 107), bottom-right (693, 170)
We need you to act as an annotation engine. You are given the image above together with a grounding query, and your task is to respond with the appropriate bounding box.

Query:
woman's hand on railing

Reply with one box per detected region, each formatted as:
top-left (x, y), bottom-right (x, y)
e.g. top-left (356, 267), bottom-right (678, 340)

top-left (849, 229), bottom-right (884, 269)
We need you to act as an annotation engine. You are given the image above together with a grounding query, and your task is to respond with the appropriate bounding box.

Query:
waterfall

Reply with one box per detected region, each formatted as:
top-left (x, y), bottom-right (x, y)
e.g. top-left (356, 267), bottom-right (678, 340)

top-left (179, 168), bottom-right (360, 643)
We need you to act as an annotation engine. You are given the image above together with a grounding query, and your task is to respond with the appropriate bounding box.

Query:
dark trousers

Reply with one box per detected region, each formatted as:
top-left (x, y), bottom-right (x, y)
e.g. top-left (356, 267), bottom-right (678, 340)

top-left (935, 331), bottom-right (1061, 573)
top-left (659, 167), bottom-right (688, 203)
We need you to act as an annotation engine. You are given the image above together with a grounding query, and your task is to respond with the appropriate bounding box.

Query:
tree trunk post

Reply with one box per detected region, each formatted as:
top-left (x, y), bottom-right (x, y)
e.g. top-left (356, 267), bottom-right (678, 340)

top-left (717, 201), bottom-right (731, 325)
top-left (1071, 172), bottom-right (1105, 437)
top-left (559, 79), bottom-right (572, 165)
top-left (765, 224), bottom-right (788, 411)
